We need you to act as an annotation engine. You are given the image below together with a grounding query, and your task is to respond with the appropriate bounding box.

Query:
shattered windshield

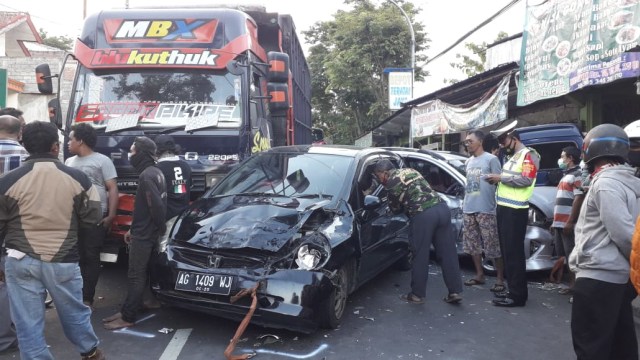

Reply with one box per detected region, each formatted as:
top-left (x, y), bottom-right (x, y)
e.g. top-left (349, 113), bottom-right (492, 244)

top-left (70, 67), bottom-right (242, 131)
top-left (209, 152), bottom-right (354, 200)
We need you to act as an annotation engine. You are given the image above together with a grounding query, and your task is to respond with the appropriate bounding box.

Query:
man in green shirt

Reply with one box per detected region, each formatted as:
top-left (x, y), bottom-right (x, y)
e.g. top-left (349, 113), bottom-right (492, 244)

top-left (374, 160), bottom-right (462, 305)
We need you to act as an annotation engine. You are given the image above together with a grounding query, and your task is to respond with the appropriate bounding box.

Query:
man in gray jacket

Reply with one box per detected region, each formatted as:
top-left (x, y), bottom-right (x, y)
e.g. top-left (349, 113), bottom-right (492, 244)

top-left (569, 124), bottom-right (640, 360)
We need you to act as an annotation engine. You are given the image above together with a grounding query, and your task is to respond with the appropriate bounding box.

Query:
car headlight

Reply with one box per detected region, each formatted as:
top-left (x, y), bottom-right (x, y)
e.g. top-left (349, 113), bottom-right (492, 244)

top-left (294, 233), bottom-right (331, 270)
top-left (158, 216), bottom-right (178, 253)
top-left (205, 174), bottom-right (223, 189)
top-left (296, 245), bottom-right (323, 269)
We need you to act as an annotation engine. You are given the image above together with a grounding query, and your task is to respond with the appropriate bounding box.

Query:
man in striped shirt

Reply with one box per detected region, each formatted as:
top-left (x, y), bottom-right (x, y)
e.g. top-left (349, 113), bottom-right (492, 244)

top-left (0, 115), bottom-right (28, 355)
top-left (552, 146), bottom-right (582, 294)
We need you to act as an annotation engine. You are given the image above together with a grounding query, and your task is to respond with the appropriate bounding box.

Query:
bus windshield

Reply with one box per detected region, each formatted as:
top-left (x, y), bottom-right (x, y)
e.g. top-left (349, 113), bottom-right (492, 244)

top-left (70, 67), bottom-right (242, 131)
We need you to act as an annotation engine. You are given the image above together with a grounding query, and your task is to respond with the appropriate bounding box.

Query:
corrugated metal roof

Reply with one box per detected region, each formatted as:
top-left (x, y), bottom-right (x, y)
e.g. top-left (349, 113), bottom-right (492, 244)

top-left (24, 42), bottom-right (63, 52)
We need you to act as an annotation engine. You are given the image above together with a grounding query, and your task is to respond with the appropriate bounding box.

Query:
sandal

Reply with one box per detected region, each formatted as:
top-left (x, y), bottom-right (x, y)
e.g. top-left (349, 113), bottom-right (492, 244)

top-left (558, 288), bottom-right (573, 295)
top-left (463, 278), bottom-right (485, 286)
top-left (400, 293), bottom-right (425, 304)
top-left (443, 293), bottom-right (462, 304)
top-left (490, 283), bottom-right (506, 293)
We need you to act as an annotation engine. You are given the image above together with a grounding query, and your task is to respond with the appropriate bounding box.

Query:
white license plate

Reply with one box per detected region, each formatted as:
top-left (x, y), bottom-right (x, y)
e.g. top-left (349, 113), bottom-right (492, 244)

top-left (174, 271), bottom-right (234, 295)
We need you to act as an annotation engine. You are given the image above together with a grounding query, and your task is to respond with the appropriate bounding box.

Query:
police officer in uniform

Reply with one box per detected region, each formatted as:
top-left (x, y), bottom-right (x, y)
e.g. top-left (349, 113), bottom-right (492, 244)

top-left (485, 120), bottom-right (540, 307)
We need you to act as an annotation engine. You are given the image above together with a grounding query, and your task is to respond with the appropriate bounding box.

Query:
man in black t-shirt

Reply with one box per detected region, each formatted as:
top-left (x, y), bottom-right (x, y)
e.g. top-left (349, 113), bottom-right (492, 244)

top-left (103, 137), bottom-right (166, 330)
top-left (153, 135), bottom-right (191, 220)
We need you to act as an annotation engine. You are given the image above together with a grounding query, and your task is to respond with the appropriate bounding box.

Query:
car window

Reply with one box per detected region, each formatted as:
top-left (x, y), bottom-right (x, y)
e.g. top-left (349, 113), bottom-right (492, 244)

top-left (527, 141), bottom-right (577, 169)
top-left (209, 152), bottom-right (354, 199)
top-left (404, 157), bottom-right (458, 196)
top-left (352, 156), bottom-right (399, 209)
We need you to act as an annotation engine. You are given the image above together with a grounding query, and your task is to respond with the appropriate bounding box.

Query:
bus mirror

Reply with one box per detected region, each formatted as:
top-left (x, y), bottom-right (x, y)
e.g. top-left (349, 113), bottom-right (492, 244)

top-left (35, 64), bottom-right (54, 94)
top-left (226, 60), bottom-right (244, 76)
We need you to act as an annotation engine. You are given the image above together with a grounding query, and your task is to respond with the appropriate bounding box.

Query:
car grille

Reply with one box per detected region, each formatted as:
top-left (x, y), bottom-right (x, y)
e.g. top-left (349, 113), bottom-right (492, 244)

top-left (172, 247), bottom-right (266, 270)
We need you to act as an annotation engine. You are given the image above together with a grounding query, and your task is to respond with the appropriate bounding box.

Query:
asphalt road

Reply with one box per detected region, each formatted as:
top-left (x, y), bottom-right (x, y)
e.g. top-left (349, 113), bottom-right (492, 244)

top-left (2, 258), bottom-right (640, 360)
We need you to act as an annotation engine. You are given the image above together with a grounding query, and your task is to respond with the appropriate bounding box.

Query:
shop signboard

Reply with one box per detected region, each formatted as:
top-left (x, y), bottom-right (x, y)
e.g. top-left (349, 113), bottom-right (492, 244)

top-left (518, 0), bottom-right (640, 106)
top-left (386, 68), bottom-right (413, 110)
top-left (411, 74), bottom-right (510, 138)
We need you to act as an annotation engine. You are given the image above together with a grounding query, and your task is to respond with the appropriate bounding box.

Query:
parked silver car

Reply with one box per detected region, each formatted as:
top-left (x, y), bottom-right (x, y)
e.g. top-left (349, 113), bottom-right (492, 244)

top-left (386, 148), bottom-right (558, 273)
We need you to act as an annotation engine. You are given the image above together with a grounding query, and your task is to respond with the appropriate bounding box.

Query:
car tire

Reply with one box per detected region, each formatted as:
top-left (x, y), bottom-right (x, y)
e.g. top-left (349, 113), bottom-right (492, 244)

top-left (317, 262), bottom-right (350, 329)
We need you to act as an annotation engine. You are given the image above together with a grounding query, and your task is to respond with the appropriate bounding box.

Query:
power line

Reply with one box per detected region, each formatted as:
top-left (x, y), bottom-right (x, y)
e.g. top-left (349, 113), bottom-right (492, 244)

top-left (424, 0), bottom-right (522, 66)
top-left (0, 2), bottom-right (81, 33)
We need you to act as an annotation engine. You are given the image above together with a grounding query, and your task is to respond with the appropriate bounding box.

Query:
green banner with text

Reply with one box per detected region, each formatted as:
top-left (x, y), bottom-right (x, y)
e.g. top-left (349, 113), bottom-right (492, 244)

top-left (518, 0), bottom-right (640, 106)
top-left (0, 68), bottom-right (6, 108)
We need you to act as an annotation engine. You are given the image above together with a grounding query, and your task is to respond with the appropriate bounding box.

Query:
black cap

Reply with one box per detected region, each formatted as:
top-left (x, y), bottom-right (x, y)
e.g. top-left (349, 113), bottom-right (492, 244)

top-left (133, 136), bottom-right (157, 158)
top-left (154, 134), bottom-right (178, 155)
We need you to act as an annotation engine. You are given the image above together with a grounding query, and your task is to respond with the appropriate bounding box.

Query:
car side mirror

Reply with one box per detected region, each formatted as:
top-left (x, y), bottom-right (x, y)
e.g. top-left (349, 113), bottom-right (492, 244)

top-left (363, 195), bottom-right (381, 210)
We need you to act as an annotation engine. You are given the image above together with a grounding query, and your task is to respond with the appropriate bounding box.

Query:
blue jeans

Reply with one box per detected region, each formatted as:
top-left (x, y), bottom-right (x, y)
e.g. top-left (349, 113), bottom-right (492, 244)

top-left (0, 256), bottom-right (17, 351)
top-left (4, 256), bottom-right (99, 360)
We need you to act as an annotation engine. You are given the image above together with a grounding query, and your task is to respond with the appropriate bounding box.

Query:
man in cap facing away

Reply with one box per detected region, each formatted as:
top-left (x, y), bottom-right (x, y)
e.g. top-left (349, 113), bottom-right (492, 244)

top-left (153, 135), bottom-right (191, 220)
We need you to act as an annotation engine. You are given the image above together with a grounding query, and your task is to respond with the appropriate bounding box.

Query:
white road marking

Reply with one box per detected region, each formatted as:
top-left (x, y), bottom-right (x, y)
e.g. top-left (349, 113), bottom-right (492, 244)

top-left (113, 328), bottom-right (156, 338)
top-left (109, 313), bottom-right (157, 338)
top-left (158, 328), bottom-right (193, 360)
top-left (244, 343), bottom-right (329, 359)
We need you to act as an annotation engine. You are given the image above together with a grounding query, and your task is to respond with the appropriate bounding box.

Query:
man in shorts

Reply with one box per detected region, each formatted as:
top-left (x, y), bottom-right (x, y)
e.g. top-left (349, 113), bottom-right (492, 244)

top-left (462, 130), bottom-right (505, 292)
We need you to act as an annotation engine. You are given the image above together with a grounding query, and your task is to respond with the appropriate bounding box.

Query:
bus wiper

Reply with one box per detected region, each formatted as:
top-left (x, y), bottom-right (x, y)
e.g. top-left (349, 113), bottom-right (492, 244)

top-left (104, 115), bottom-right (147, 134)
top-left (152, 123), bottom-right (222, 135)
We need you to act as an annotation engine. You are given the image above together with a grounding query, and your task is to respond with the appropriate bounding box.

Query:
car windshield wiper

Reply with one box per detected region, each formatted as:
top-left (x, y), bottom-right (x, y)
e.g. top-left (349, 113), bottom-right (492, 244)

top-left (292, 193), bottom-right (333, 199)
top-left (210, 192), bottom-right (286, 198)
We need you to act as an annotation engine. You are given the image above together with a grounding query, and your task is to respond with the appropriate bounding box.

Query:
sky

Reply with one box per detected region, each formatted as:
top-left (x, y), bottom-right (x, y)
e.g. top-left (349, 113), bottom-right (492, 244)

top-left (2, 0), bottom-right (527, 97)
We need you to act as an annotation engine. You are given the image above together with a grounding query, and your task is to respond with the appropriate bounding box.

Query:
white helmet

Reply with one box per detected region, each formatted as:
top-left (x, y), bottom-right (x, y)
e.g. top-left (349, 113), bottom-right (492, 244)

top-left (624, 120), bottom-right (640, 166)
top-left (624, 120), bottom-right (640, 140)
top-left (490, 120), bottom-right (518, 139)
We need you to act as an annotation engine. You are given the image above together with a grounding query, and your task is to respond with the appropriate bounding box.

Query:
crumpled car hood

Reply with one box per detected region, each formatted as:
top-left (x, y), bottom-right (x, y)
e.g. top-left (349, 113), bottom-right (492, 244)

top-left (172, 195), bottom-right (330, 252)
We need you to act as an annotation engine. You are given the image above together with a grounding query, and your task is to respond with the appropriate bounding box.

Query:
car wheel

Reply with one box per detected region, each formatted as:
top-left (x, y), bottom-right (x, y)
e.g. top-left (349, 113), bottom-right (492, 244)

top-left (317, 263), bottom-right (350, 329)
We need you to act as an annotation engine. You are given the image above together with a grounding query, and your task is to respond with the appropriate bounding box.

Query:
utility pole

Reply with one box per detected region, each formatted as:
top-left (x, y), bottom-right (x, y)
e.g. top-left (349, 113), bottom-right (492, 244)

top-left (388, 0), bottom-right (415, 147)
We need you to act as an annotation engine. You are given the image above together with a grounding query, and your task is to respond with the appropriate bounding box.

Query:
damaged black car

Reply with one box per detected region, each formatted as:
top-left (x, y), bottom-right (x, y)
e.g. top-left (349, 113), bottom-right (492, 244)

top-left (151, 145), bottom-right (410, 333)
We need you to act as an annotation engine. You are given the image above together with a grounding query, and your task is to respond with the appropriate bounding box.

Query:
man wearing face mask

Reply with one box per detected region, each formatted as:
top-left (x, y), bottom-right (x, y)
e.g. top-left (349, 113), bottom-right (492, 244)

top-left (550, 146), bottom-right (582, 294)
top-left (103, 137), bottom-right (166, 330)
top-left (485, 120), bottom-right (540, 307)
top-left (569, 124), bottom-right (639, 360)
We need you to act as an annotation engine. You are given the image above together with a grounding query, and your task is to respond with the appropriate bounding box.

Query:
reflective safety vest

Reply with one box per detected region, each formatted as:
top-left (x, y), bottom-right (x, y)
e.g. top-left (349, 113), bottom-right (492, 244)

top-left (496, 148), bottom-right (536, 209)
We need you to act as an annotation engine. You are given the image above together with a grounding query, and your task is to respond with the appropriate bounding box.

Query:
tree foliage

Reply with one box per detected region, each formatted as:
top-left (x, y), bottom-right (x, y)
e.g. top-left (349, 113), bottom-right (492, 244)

top-left (304, 0), bottom-right (429, 145)
top-left (445, 31), bottom-right (509, 84)
top-left (38, 29), bottom-right (73, 51)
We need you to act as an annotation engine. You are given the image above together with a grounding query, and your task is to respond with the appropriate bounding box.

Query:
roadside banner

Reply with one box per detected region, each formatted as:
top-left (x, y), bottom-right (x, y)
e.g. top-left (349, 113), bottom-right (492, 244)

top-left (518, 0), bottom-right (640, 106)
top-left (386, 68), bottom-right (413, 110)
top-left (411, 74), bottom-right (509, 138)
